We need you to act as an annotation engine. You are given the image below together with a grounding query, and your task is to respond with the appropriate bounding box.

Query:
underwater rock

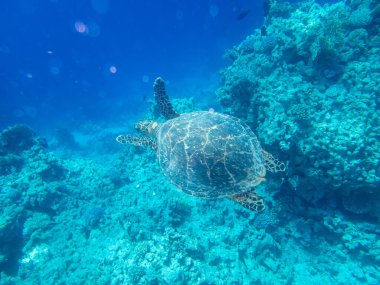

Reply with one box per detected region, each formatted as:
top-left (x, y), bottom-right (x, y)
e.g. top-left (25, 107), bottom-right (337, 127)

top-left (254, 233), bottom-right (282, 265)
top-left (25, 183), bottom-right (68, 214)
top-left (261, 35), bottom-right (278, 53)
top-left (81, 206), bottom-right (105, 238)
top-left (0, 125), bottom-right (52, 177)
top-left (216, 0), bottom-right (380, 217)
top-left (0, 125), bottom-right (41, 155)
top-left (252, 211), bottom-right (278, 230)
top-left (27, 146), bottom-right (67, 182)
top-left (168, 199), bottom-right (192, 227)
top-left (224, 48), bottom-right (240, 61)
top-left (82, 206), bottom-right (105, 229)
top-left (369, 192), bottom-right (380, 220)
top-left (185, 239), bottom-right (205, 261)
top-left (288, 103), bottom-right (311, 122)
top-left (21, 212), bottom-right (54, 244)
top-left (238, 36), bottom-right (256, 54)
top-left (216, 78), bottom-right (256, 121)
top-left (106, 168), bottom-right (131, 187)
top-left (0, 154), bottom-right (24, 176)
top-left (1, 187), bottom-right (22, 202)
top-left (0, 205), bottom-right (24, 276)
top-left (346, 28), bottom-right (369, 52)
top-left (266, 0), bottom-right (293, 19)
top-left (127, 265), bottom-right (146, 284)
top-left (348, 7), bottom-right (372, 27)
top-left (37, 162), bottom-right (66, 182)
top-left (342, 190), bottom-right (373, 214)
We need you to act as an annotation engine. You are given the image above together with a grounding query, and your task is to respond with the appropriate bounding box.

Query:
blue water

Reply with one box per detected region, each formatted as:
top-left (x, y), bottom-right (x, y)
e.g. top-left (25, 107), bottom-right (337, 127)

top-left (0, 0), bottom-right (264, 130)
top-left (0, 0), bottom-right (379, 284)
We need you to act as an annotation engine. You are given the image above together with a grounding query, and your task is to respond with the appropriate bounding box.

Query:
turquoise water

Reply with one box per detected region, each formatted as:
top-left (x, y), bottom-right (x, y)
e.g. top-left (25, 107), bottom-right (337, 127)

top-left (0, 0), bottom-right (379, 284)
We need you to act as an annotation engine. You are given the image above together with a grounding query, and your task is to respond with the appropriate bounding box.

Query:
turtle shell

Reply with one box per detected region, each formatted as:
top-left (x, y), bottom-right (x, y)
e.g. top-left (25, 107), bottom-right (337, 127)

top-left (157, 111), bottom-right (266, 198)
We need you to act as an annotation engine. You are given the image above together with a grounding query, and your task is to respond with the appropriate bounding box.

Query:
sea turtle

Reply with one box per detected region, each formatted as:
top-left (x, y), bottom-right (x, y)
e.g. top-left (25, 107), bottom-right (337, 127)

top-left (116, 77), bottom-right (285, 212)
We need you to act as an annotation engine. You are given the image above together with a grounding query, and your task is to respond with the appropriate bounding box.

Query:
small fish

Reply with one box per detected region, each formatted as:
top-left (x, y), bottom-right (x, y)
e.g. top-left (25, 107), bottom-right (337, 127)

top-left (236, 9), bottom-right (250, 20)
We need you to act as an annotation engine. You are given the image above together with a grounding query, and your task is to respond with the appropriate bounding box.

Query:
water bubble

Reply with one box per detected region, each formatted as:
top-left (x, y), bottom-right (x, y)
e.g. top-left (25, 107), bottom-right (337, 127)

top-left (74, 21), bottom-right (100, 37)
top-left (142, 75), bottom-right (149, 83)
top-left (109, 66), bottom-right (117, 74)
top-left (74, 21), bottom-right (88, 34)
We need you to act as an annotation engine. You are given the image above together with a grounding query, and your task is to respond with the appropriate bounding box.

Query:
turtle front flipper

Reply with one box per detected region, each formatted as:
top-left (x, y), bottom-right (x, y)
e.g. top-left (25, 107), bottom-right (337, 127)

top-left (116, 135), bottom-right (157, 150)
top-left (154, 77), bottom-right (180, 120)
top-left (228, 190), bottom-right (265, 212)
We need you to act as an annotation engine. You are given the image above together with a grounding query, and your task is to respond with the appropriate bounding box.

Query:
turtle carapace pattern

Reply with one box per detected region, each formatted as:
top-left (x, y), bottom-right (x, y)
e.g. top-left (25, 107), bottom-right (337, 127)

top-left (157, 111), bottom-right (267, 199)
top-left (116, 77), bottom-right (285, 213)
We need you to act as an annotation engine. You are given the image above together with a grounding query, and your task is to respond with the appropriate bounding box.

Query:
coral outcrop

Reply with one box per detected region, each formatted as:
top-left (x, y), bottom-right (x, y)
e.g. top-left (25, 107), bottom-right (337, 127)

top-left (217, 0), bottom-right (380, 217)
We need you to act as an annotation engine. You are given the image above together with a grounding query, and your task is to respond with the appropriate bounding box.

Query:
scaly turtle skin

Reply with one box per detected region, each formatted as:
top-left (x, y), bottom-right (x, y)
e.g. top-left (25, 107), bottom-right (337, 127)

top-left (116, 77), bottom-right (285, 213)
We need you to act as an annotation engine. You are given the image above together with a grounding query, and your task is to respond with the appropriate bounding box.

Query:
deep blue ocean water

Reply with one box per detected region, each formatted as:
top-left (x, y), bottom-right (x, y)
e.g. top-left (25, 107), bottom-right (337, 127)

top-left (1, 0), bottom-right (267, 130)
top-left (0, 0), bottom-right (338, 130)
top-left (0, 0), bottom-right (379, 284)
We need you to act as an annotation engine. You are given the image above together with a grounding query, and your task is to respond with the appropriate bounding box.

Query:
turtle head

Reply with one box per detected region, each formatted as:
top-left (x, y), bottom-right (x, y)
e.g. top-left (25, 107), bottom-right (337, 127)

top-left (135, 120), bottom-right (160, 137)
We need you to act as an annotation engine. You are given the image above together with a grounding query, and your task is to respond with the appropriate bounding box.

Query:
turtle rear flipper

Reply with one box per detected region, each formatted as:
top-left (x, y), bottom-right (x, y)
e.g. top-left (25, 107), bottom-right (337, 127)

top-left (228, 190), bottom-right (265, 212)
top-left (154, 77), bottom-right (180, 120)
top-left (262, 150), bottom-right (286, 173)
top-left (116, 135), bottom-right (157, 150)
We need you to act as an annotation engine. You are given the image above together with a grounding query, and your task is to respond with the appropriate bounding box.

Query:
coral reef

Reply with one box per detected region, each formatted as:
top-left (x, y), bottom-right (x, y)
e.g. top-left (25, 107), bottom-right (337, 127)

top-left (0, 1), bottom-right (380, 284)
top-left (216, 0), bottom-right (380, 217)
top-left (1, 121), bottom-right (379, 284)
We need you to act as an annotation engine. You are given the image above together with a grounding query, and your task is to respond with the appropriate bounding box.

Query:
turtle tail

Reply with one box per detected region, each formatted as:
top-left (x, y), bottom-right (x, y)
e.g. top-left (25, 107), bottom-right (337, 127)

top-left (154, 77), bottom-right (180, 120)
